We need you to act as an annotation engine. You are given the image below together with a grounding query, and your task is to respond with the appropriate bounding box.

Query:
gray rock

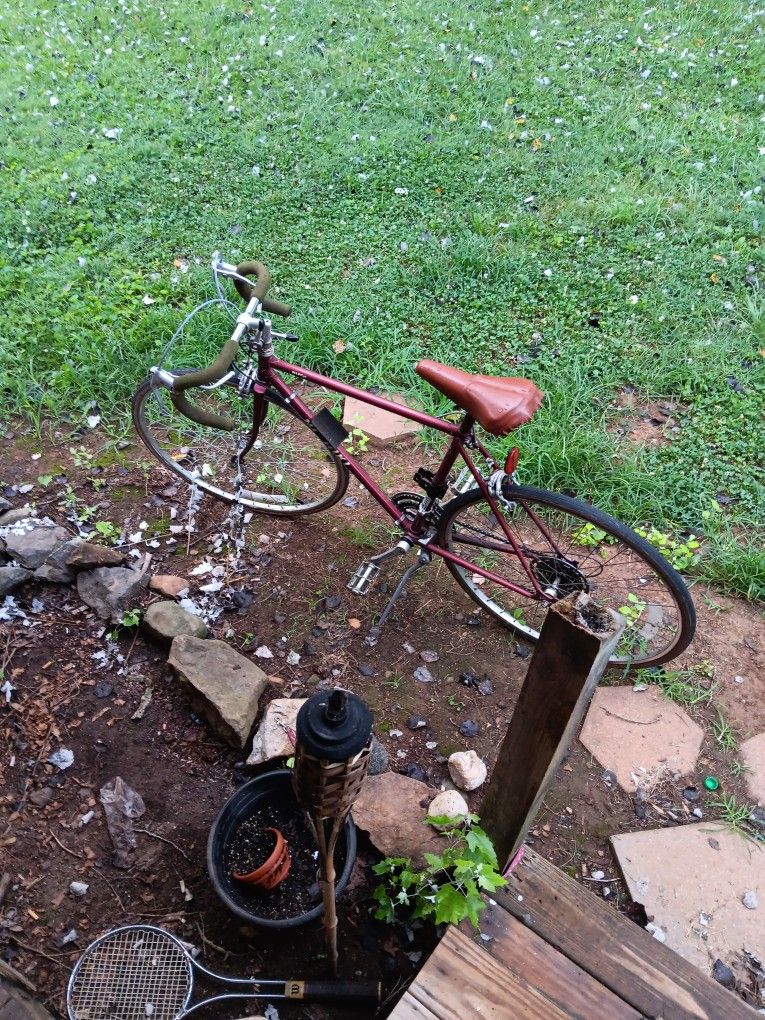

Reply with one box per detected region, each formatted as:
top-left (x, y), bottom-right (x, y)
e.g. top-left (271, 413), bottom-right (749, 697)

top-left (0, 507), bottom-right (34, 527)
top-left (368, 735), bottom-right (390, 775)
top-left (34, 538), bottom-right (82, 584)
top-left (459, 719), bottom-right (480, 738)
top-left (168, 636), bottom-right (268, 747)
top-left (413, 665), bottom-right (434, 683)
top-left (407, 715), bottom-right (427, 730)
top-left (712, 959), bottom-right (736, 989)
top-left (141, 601), bottom-right (209, 645)
top-left (0, 497), bottom-right (12, 515)
top-left (77, 566), bottom-right (148, 622)
top-left (742, 890), bottom-right (758, 910)
top-left (0, 564), bottom-right (33, 597)
top-left (66, 541), bottom-right (124, 569)
top-left (2, 525), bottom-right (72, 569)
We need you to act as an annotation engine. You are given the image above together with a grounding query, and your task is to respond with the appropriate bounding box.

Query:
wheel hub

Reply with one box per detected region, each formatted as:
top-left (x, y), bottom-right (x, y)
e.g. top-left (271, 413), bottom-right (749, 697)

top-left (532, 555), bottom-right (588, 599)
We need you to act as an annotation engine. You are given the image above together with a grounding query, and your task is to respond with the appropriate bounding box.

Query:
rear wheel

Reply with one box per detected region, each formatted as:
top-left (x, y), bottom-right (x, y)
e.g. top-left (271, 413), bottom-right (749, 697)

top-left (437, 485), bottom-right (695, 668)
top-left (132, 372), bottom-right (349, 515)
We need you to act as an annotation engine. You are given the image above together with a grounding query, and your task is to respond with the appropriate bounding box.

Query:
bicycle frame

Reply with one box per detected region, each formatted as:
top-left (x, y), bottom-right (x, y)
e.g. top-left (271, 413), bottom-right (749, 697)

top-left (253, 353), bottom-right (555, 603)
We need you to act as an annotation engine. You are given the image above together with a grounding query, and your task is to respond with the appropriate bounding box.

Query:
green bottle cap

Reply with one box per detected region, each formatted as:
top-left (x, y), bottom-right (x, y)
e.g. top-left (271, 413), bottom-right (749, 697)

top-left (704, 776), bottom-right (719, 791)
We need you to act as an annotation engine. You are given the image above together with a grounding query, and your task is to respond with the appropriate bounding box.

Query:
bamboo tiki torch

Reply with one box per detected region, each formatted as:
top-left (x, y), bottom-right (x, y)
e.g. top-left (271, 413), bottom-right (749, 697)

top-left (293, 689), bottom-right (373, 976)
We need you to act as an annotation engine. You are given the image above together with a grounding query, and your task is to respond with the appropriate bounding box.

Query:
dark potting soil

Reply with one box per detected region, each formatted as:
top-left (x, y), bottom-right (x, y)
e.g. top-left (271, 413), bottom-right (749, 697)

top-left (225, 800), bottom-right (347, 921)
top-left (229, 824), bottom-right (277, 876)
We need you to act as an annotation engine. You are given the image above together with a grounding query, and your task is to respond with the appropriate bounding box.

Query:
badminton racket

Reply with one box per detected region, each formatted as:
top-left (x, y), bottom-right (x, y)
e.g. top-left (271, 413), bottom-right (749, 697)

top-left (66, 924), bottom-right (381, 1018)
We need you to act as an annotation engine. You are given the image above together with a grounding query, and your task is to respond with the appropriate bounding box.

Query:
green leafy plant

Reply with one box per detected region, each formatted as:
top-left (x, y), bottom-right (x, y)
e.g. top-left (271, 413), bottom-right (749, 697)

top-left (617, 592), bottom-right (647, 625)
top-left (572, 522), bottom-right (617, 548)
top-left (372, 814), bottom-right (506, 928)
top-left (344, 427), bottom-right (370, 455)
top-left (635, 526), bottom-right (701, 572)
top-left (93, 520), bottom-right (120, 541)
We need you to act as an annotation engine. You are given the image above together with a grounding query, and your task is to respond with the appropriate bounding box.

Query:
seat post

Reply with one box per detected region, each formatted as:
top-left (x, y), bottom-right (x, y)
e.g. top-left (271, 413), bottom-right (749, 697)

top-left (427, 414), bottom-right (474, 494)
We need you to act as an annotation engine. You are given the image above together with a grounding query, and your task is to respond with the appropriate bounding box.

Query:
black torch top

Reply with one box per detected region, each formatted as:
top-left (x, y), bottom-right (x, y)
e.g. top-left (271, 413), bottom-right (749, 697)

top-left (296, 688), bottom-right (373, 762)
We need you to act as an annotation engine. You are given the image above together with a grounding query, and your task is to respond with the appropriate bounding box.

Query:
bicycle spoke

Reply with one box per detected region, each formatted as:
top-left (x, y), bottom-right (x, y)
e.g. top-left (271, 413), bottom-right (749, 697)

top-left (439, 487), bottom-right (692, 666)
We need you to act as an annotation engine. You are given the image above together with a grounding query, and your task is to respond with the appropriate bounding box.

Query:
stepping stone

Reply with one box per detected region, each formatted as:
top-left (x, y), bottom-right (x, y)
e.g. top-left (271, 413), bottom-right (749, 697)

top-left (579, 685), bottom-right (704, 792)
top-left (353, 772), bottom-right (446, 867)
top-left (342, 394), bottom-right (421, 445)
top-left (168, 636), bottom-right (268, 748)
top-left (77, 566), bottom-right (148, 623)
top-left (611, 825), bottom-right (764, 973)
top-left (141, 601), bottom-right (209, 645)
top-left (246, 698), bottom-right (306, 765)
top-left (2, 525), bottom-right (71, 569)
top-left (740, 732), bottom-right (765, 804)
top-left (0, 565), bottom-right (32, 597)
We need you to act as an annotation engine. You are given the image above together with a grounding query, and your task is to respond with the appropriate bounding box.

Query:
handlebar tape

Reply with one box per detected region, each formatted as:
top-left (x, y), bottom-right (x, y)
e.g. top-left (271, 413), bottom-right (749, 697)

top-left (171, 338), bottom-right (240, 392)
top-left (168, 391), bottom-right (235, 431)
top-left (235, 260), bottom-right (292, 318)
top-left (165, 338), bottom-right (239, 430)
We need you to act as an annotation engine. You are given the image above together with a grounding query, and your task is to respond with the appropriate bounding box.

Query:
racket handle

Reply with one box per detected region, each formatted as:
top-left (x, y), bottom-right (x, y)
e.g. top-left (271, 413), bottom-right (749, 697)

top-left (287, 979), bottom-right (382, 1003)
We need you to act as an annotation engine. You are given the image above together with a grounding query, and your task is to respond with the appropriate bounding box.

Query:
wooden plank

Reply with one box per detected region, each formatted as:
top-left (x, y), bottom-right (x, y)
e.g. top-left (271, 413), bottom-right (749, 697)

top-left (388, 993), bottom-right (441, 1019)
top-left (391, 927), bottom-right (576, 1020)
top-left (497, 848), bottom-right (758, 1020)
top-left (459, 902), bottom-right (642, 1020)
top-left (479, 593), bottom-right (624, 867)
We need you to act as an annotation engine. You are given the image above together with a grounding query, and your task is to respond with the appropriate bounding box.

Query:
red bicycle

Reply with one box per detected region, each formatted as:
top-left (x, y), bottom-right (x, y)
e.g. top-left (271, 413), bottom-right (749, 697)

top-left (132, 258), bottom-right (695, 668)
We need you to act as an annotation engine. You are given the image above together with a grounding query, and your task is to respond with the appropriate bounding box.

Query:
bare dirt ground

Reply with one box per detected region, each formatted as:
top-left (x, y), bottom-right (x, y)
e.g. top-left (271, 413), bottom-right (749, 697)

top-left (1, 427), bottom-right (763, 1017)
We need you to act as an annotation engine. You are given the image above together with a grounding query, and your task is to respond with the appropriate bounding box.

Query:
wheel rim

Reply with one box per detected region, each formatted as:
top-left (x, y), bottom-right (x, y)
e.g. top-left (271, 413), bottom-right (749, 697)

top-left (442, 495), bottom-right (687, 665)
top-left (135, 382), bottom-right (346, 514)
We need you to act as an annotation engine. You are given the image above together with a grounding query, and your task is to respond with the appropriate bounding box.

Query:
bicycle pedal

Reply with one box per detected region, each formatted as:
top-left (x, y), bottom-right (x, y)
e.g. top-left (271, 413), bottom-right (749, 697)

top-left (348, 561), bottom-right (380, 596)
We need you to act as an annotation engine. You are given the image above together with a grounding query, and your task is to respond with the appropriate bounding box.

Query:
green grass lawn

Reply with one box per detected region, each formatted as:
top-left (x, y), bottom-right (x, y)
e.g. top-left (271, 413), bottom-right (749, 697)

top-left (0, 0), bottom-right (763, 597)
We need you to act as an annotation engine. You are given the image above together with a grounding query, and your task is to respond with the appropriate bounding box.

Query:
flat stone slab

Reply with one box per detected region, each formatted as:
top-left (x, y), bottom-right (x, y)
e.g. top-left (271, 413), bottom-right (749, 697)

top-left (77, 566), bottom-right (148, 623)
top-left (579, 685), bottom-right (704, 792)
top-left (611, 825), bottom-right (765, 973)
top-left (352, 772), bottom-right (446, 868)
top-left (141, 601), bottom-right (209, 645)
top-left (342, 394), bottom-right (421, 445)
top-left (247, 698), bottom-right (306, 765)
top-left (740, 732), bottom-right (765, 805)
top-left (1, 525), bottom-right (72, 569)
top-left (168, 636), bottom-right (268, 747)
top-left (0, 565), bottom-right (32, 597)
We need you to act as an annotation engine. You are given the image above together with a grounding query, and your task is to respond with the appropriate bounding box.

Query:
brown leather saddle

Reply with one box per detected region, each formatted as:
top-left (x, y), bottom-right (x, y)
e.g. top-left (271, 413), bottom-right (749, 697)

top-left (415, 360), bottom-right (543, 436)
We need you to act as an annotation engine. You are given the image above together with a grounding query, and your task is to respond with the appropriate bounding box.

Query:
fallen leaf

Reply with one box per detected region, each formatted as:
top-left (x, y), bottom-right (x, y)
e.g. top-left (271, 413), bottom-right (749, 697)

top-left (348, 618), bottom-right (362, 629)
top-left (332, 339), bottom-right (346, 354)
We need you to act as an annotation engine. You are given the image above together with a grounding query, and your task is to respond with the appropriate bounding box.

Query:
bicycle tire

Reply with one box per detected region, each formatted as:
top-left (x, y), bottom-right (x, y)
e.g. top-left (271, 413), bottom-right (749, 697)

top-left (437, 484), bottom-right (695, 668)
top-left (132, 370), bottom-right (349, 515)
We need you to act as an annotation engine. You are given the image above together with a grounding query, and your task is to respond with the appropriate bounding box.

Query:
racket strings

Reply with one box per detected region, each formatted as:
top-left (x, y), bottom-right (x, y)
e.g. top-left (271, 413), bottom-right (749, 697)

top-left (69, 928), bottom-right (191, 1019)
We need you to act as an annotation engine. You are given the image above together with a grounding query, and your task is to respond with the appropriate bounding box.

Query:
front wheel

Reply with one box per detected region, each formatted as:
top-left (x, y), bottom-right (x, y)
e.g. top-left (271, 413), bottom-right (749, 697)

top-left (437, 485), bottom-right (695, 668)
top-left (132, 371), bottom-right (349, 515)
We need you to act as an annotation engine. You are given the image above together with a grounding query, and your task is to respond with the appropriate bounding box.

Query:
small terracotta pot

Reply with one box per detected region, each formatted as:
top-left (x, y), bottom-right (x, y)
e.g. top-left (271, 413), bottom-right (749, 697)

top-left (231, 827), bottom-right (291, 891)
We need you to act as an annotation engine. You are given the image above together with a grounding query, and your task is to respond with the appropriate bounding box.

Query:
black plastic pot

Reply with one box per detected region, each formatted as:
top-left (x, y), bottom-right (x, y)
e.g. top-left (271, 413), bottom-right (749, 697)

top-left (207, 769), bottom-right (357, 930)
